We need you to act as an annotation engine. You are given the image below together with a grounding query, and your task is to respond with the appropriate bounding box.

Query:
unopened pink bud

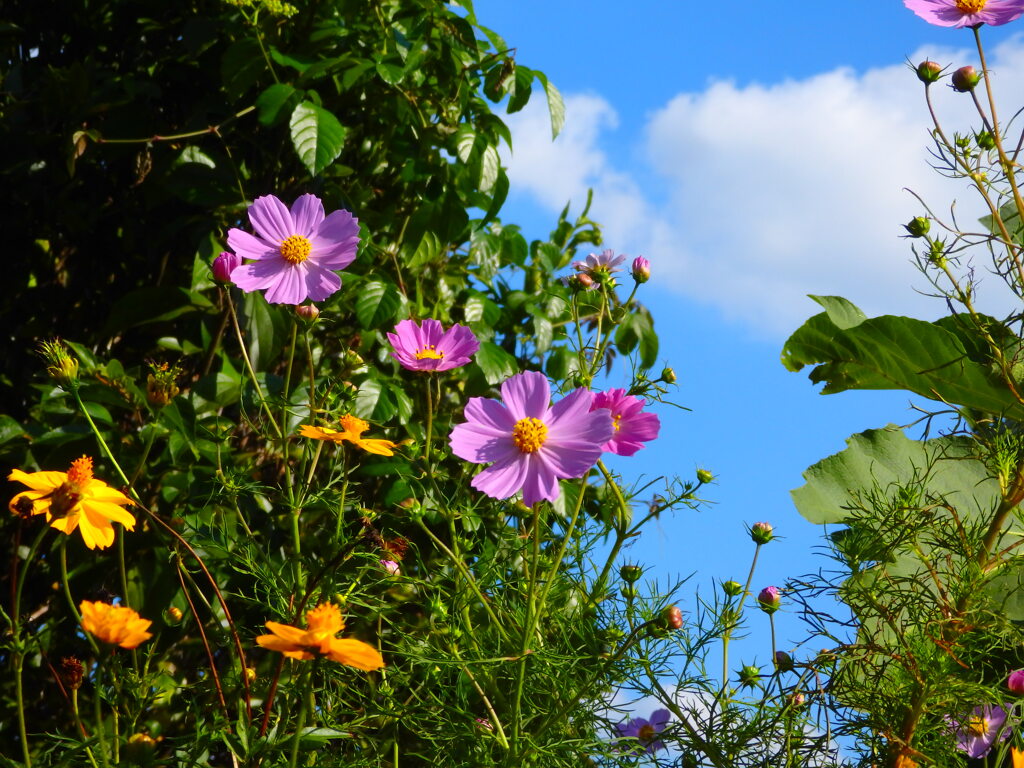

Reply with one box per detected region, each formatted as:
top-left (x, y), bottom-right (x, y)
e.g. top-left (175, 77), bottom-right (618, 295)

top-left (213, 251), bottom-right (241, 284)
top-left (951, 65), bottom-right (980, 93)
top-left (757, 586), bottom-right (781, 614)
top-left (1008, 668), bottom-right (1024, 695)
top-left (380, 559), bottom-right (401, 576)
top-left (295, 304), bottom-right (321, 321)
top-left (631, 256), bottom-right (651, 284)
top-left (750, 522), bottom-right (774, 545)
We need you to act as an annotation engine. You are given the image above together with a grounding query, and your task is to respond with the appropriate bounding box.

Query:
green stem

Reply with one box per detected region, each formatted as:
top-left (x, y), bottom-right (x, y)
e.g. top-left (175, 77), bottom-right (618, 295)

top-left (92, 675), bottom-right (111, 768)
top-left (97, 106), bottom-right (255, 144)
top-left (287, 666), bottom-right (313, 768)
top-left (71, 689), bottom-right (101, 768)
top-left (423, 374), bottom-right (435, 466)
top-left (60, 541), bottom-right (100, 656)
top-left (225, 291), bottom-right (283, 438)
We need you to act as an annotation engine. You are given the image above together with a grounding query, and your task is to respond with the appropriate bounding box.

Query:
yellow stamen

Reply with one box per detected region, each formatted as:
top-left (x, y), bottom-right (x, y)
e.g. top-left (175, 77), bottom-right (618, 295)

top-left (512, 417), bottom-right (547, 453)
top-left (414, 345), bottom-right (445, 360)
top-left (279, 234), bottom-right (312, 264)
top-left (339, 414), bottom-right (369, 435)
top-left (966, 715), bottom-right (989, 737)
top-left (612, 413), bottom-right (622, 432)
top-left (66, 456), bottom-right (93, 490)
top-left (305, 603), bottom-right (344, 635)
top-left (956, 0), bottom-right (986, 11)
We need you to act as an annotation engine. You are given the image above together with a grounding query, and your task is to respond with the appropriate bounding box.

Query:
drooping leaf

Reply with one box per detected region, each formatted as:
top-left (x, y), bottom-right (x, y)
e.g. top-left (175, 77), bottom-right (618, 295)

top-left (355, 279), bottom-right (402, 329)
top-left (474, 341), bottom-right (518, 385)
top-left (289, 101), bottom-right (347, 176)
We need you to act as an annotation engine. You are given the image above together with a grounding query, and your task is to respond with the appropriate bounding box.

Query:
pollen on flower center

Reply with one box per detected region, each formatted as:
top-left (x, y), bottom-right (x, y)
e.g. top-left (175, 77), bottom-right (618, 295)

top-left (414, 345), bottom-right (445, 360)
top-left (966, 715), bottom-right (989, 737)
top-left (305, 603), bottom-right (344, 635)
top-left (512, 417), bottom-right (548, 453)
top-left (67, 456), bottom-right (94, 490)
top-left (612, 413), bottom-right (622, 432)
top-left (339, 414), bottom-right (369, 434)
top-left (955, 0), bottom-right (986, 11)
top-left (638, 724), bottom-right (655, 741)
top-left (279, 234), bottom-right (312, 264)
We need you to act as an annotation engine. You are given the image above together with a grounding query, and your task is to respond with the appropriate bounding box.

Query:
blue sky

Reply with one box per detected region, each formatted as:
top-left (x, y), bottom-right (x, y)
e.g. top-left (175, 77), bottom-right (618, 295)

top-left (471, 1), bottom-right (1024, 683)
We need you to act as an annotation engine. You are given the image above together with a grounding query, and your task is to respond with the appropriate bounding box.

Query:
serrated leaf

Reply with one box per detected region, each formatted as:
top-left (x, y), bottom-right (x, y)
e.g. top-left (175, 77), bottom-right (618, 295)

top-left (290, 101), bottom-right (347, 176)
top-left (256, 83), bottom-right (299, 125)
top-left (479, 144), bottom-right (499, 192)
top-left (536, 72), bottom-right (565, 139)
top-left (455, 126), bottom-right (477, 163)
top-left (507, 65), bottom-right (534, 114)
top-left (354, 378), bottom-right (397, 422)
top-left (355, 279), bottom-right (402, 329)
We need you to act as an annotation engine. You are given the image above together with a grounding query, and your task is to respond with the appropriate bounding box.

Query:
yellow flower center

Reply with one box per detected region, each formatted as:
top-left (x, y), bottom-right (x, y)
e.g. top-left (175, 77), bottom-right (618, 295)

top-left (966, 715), bottom-right (989, 737)
top-left (612, 413), bottom-right (622, 432)
top-left (512, 417), bottom-right (548, 453)
top-left (956, 0), bottom-right (986, 11)
top-left (305, 603), bottom-right (344, 636)
top-left (638, 724), bottom-right (656, 741)
top-left (414, 345), bottom-right (445, 360)
top-left (279, 234), bottom-right (312, 264)
top-left (339, 414), bottom-right (369, 435)
top-left (66, 456), bottom-right (93, 491)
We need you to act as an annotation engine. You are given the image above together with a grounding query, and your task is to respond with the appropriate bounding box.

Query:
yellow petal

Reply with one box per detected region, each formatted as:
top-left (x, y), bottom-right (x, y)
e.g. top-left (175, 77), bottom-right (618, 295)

top-left (9, 490), bottom-right (52, 517)
top-left (81, 498), bottom-right (137, 530)
top-left (8, 469), bottom-right (66, 492)
top-left (49, 512), bottom-right (81, 536)
top-left (324, 638), bottom-right (385, 671)
top-left (77, 507), bottom-right (115, 549)
top-left (299, 425), bottom-right (339, 441)
top-left (262, 621), bottom-right (310, 645)
top-left (82, 479), bottom-right (133, 507)
top-left (354, 439), bottom-right (397, 456)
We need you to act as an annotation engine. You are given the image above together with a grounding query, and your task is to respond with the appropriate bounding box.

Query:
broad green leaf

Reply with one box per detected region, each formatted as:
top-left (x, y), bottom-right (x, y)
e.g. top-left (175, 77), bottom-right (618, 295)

top-left (479, 143), bottom-right (499, 192)
top-left (507, 65), bottom-right (534, 114)
top-left (256, 83), bottom-right (299, 125)
top-left (791, 426), bottom-right (998, 525)
top-left (354, 378), bottom-right (397, 422)
top-left (289, 101), bottom-right (347, 176)
top-left (454, 126), bottom-right (478, 163)
top-left (781, 303), bottom-right (1024, 419)
top-left (242, 291), bottom-right (283, 371)
top-left (356, 279), bottom-right (402, 329)
top-left (536, 72), bottom-right (565, 139)
top-left (808, 294), bottom-right (867, 330)
top-left (474, 341), bottom-right (518, 385)
top-left (0, 415), bottom-right (26, 447)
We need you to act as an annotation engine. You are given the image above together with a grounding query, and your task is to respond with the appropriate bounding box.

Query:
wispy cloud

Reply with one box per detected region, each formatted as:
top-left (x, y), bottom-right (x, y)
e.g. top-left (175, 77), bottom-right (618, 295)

top-left (502, 40), bottom-right (1024, 337)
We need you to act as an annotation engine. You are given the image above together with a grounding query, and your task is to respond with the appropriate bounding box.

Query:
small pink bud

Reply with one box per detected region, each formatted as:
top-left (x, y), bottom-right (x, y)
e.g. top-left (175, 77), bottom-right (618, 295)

top-left (788, 691), bottom-right (806, 708)
top-left (915, 60), bottom-right (943, 84)
top-left (750, 522), bottom-right (774, 545)
top-left (631, 256), bottom-right (651, 284)
top-left (576, 273), bottom-right (595, 291)
top-left (774, 650), bottom-right (794, 672)
top-left (951, 65), bottom-right (980, 93)
top-left (380, 559), bottom-right (401, 576)
top-left (1008, 669), bottom-right (1024, 695)
top-left (757, 586), bottom-right (781, 614)
top-left (212, 251), bottom-right (241, 284)
top-left (660, 605), bottom-right (683, 630)
top-left (295, 304), bottom-right (321, 321)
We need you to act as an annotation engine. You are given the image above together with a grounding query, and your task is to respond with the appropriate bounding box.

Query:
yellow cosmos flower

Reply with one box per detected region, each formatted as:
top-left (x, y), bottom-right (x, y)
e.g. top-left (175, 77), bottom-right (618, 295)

top-left (8, 456), bottom-right (135, 549)
top-left (80, 600), bottom-right (153, 649)
top-left (256, 602), bottom-right (384, 671)
top-left (298, 414), bottom-right (397, 456)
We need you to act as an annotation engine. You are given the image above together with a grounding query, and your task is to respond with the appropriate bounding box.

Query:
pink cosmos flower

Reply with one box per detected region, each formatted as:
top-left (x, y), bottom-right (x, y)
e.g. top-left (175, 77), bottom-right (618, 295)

top-left (227, 194), bottom-right (360, 305)
top-left (945, 704), bottom-right (1010, 758)
top-left (590, 389), bottom-right (660, 456)
top-left (387, 318), bottom-right (479, 372)
top-left (1008, 668), bottom-right (1024, 694)
top-left (449, 371), bottom-right (614, 507)
top-left (903, 0), bottom-right (1024, 28)
top-left (572, 249), bottom-right (626, 281)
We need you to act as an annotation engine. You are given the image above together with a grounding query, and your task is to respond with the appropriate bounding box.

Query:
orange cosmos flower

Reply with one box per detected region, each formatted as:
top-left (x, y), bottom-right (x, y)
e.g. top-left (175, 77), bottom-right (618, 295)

top-left (256, 602), bottom-right (384, 671)
top-left (298, 414), bottom-right (397, 456)
top-left (1014, 747), bottom-right (1024, 768)
top-left (8, 456), bottom-right (135, 549)
top-left (80, 600), bottom-right (153, 649)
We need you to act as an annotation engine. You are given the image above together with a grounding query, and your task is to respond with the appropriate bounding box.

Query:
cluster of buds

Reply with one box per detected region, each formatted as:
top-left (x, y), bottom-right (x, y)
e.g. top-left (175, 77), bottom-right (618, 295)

top-left (146, 361), bottom-right (182, 408)
top-left (39, 339), bottom-right (79, 390)
top-left (647, 605), bottom-right (684, 637)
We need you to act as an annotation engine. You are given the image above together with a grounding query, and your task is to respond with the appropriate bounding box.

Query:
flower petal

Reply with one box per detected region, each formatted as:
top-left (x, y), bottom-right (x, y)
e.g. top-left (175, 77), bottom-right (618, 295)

top-left (323, 637), bottom-right (385, 670)
top-left (519, 453), bottom-right (560, 507)
top-left (262, 264), bottom-right (308, 305)
top-left (7, 469), bottom-right (66, 493)
top-left (302, 262), bottom-right (343, 302)
top-left (226, 228), bottom-right (278, 261)
top-left (500, 371), bottom-right (550, 420)
top-left (290, 194), bottom-right (325, 237)
top-left (248, 195), bottom-right (294, 242)
top-left (471, 454), bottom-right (530, 500)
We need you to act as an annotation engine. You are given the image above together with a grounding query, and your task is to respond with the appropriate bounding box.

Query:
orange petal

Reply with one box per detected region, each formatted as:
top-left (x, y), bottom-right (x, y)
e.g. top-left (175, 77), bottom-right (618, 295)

top-left (9, 490), bottom-right (52, 517)
top-left (7, 469), bottom-right (66, 492)
top-left (82, 479), bottom-right (134, 507)
top-left (81, 498), bottom-right (137, 529)
top-left (323, 638), bottom-right (385, 671)
top-left (262, 621), bottom-right (310, 645)
top-left (354, 439), bottom-right (397, 456)
top-left (78, 506), bottom-right (116, 549)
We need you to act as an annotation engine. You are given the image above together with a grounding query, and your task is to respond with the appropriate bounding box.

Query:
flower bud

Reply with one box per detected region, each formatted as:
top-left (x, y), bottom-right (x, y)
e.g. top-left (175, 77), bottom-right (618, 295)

top-left (60, 656), bottom-right (84, 691)
top-left (245, 666), bottom-right (257, 683)
top-left (380, 559), bottom-right (401, 576)
top-left (750, 521), bottom-right (774, 545)
top-left (774, 650), bottom-right (794, 672)
top-left (620, 584), bottom-right (638, 600)
top-left (788, 691), bottom-right (806, 708)
top-left (295, 303), bottom-right (320, 322)
top-left (738, 664), bottom-right (761, 689)
top-left (903, 217), bottom-right (930, 238)
top-left (631, 256), bottom-right (651, 284)
top-left (1008, 668), bottom-right (1024, 695)
top-left (576, 273), bottom-right (595, 291)
top-left (38, 339), bottom-right (79, 389)
top-left (660, 605), bottom-right (683, 630)
top-left (722, 580), bottom-right (743, 597)
top-left (164, 606), bottom-right (183, 624)
top-left (212, 251), bottom-right (241, 284)
top-left (620, 564), bottom-right (643, 583)
top-left (124, 733), bottom-right (158, 762)
top-left (661, 366), bottom-right (677, 384)
top-left (757, 586), bottom-right (781, 614)
top-left (951, 65), bottom-right (980, 93)
top-left (915, 60), bottom-right (943, 84)
top-left (696, 468), bottom-right (714, 485)
top-left (928, 238), bottom-right (947, 268)
top-left (976, 131), bottom-right (996, 150)
top-left (146, 362), bottom-right (181, 408)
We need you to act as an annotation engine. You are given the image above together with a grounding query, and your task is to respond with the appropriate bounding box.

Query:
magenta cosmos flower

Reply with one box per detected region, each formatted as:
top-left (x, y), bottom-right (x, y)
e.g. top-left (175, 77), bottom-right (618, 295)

top-left (590, 389), bottom-right (660, 456)
top-left (572, 249), bottom-right (627, 284)
top-left (945, 704), bottom-right (1011, 758)
top-left (449, 371), bottom-right (614, 507)
top-left (614, 709), bottom-right (670, 754)
top-left (227, 194), bottom-right (360, 305)
top-left (387, 318), bottom-right (479, 372)
top-left (903, 0), bottom-right (1024, 27)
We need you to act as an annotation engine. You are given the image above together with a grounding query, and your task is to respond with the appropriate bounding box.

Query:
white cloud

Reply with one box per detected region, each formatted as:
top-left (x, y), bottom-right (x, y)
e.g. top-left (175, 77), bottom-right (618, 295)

top-left (502, 39), bottom-right (1024, 337)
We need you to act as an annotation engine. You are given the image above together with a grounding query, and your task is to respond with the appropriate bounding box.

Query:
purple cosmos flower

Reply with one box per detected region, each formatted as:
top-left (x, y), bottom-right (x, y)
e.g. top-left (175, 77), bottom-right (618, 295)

top-left (212, 251), bottom-right (242, 284)
top-left (449, 371), bottom-right (614, 507)
top-left (903, 0), bottom-right (1024, 28)
top-left (590, 389), bottom-right (660, 456)
top-left (614, 709), bottom-right (670, 754)
top-left (227, 194), bottom-right (359, 305)
top-left (387, 318), bottom-right (479, 372)
top-left (945, 704), bottom-right (1011, 758)
top-left (572, 249), bottom-right (627, 283)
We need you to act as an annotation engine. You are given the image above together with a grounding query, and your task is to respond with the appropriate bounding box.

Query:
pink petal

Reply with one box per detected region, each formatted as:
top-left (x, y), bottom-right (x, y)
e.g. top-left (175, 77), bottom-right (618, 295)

top-left (450, 421), bottom-right (514, 464)
top-left (248, 195), bottom-right (295, 242)
top-left (227, 228), bottom-right (278, 261)
top-left (263, 264), bottom-right (307, 304)
top-left (500, 371), bottom-right (550, 420)
top-left (519, 453), bottom-right (560, 506)
top-left (302, 263), bottom-right (342, 302)
top-left (231, 260), bottom-right (284, 292)
top-left (540, 440), bottom-right (603, 478)
top-left (290, 194), bottom-right (325, 237)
